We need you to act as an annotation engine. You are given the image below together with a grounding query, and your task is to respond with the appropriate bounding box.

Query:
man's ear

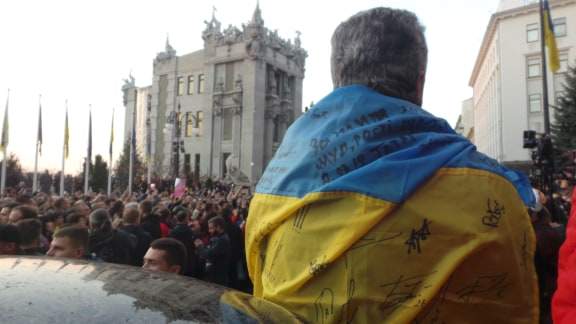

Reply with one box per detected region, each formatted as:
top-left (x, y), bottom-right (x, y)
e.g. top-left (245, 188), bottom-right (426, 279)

top-left (74, 248), bottom-right (85, 259)
top-left (169, 265), bottom-right (182, 274)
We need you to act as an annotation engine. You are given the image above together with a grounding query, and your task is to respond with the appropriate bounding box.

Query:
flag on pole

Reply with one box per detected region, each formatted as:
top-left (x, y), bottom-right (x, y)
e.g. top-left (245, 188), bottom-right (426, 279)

top-left (109, 109), bottom-right (114, 157)
top-left (543, 0), bottom-right (560, 72)
top-left (0, 95), bottom-right (9, 154)
top-left (64, 108), bottom-right (69, 159)
top-left (37, 102), bottom-right (43, 155)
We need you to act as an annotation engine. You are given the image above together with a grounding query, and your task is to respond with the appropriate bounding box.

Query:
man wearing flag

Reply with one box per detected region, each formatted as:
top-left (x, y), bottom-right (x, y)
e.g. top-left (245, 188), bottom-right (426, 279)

top-left (245, 7), bottom-right (538, 323)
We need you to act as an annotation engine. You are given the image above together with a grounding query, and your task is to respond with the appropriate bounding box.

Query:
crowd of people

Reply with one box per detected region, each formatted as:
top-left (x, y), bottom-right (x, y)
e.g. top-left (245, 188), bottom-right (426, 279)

top-left (0, 179), bottom-right (253, 292)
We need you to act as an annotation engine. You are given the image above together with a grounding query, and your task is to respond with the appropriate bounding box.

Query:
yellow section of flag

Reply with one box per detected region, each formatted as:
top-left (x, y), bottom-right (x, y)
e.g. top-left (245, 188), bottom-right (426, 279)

top-left (543, 0), bottom-right (560, 72)
top-left (246, 168), bottom-right (538, 323)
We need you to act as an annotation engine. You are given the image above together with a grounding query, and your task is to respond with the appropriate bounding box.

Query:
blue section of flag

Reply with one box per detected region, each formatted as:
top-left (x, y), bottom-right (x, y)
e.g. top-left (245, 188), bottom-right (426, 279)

top-left (257, 85), bottom-right (534, 206)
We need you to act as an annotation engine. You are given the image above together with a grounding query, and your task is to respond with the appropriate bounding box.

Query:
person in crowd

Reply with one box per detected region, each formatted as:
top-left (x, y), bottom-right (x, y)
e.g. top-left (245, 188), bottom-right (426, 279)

top-left (245, 7), bottom-right (538, 322)
top-left (155, 206), bottom-right (172, 237)
top-left (8, 205), bottom-right (38, 224)
top-left (142, 238), bottom-right (187, 275)
top-left (195, 216), bottom-right (231, 286)
top-left (553, 185), bottom-right (576, 323)
top-left (88, 208), bottom-right (134, 265)
top-left (119, 207), bottom-right (152, 266)
top-left (16, 218), bottom-right (44, 255)
top-left (0, 224), bottom-right (20, 255)
top-left (64, 210), bottom-right (88, 228)
top-left (52, 197), bottom-right (70, 213)
top-left (169, 209), bottom-right (200, 277)
top-left (46, 226), bottom-right (90, 259)
top-left (140, 200), bottom-right (161, 240)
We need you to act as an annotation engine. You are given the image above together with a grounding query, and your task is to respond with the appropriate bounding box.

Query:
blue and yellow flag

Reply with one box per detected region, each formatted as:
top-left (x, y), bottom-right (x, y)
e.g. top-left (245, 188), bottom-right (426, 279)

top-left (543, 0), bottom-right (560, 72)
top-left (246, 85), bottom-right (538, 323)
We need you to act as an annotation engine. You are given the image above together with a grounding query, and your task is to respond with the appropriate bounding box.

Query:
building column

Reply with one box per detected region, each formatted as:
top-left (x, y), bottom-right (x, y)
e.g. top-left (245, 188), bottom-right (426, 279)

top-left (232, 105), bottom-right (242, 167)
top-left (264, 109), bottom-right (275, 165)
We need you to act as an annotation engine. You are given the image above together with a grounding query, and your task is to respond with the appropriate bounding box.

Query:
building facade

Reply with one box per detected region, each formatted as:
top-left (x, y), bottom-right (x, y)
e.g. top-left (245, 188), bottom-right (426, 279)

top-left (469, 0), bottom-right (576, 167)
top-left (122, 5), bottom-right (307, 184)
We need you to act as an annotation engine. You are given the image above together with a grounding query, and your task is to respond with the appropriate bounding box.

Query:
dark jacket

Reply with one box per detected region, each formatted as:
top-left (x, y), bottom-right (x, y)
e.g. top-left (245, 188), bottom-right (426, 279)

top-left (120, 224), bottom-right (152, 266)
top-left (89, 229), bottom-right (135, 265)
top-left (141, 214), bottom-right (162, 241)
top-left (170, 223), bottom-right (201, 278)
top-left (197, 233), bottom-right (231, 286)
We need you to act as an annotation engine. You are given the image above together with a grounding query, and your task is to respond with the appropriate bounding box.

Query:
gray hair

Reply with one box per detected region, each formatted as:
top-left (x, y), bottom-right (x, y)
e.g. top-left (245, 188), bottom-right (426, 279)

top-left (331, 8), bottom-right (427, 105)
top-left (89, 208), bottom-right (111, 233)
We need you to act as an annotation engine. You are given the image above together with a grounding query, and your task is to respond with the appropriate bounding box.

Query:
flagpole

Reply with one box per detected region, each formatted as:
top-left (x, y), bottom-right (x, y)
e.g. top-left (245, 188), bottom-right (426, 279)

top-left (128, 89), bottom-right (137, 195)
top-left (33, 95), bottom-right (41, 193)
top-left (60, 145), bottom-right (66, 196)
top-left (128, 133), bottom-right (134, 195)
top-left (539, 0), bottom-right (552, 135)
top-left (84, 107), bottom-right (91, 195)
top-left (60, 101), bottom-right (68, 197)
top-left (107, 108), bottom-right (114, 196)
top-left (1, 89), bottom-right (9, 196)
top-left (1, 150), bottom-right (6, 196)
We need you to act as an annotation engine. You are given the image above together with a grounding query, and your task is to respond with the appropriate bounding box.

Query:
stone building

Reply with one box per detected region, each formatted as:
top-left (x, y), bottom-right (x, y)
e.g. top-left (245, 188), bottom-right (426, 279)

top-left (122, 4), bottom-right (307, 184)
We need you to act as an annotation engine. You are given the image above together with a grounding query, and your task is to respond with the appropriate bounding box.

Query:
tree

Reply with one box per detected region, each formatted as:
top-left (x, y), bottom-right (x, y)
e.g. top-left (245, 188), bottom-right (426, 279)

top-left (0, 154), bottom-right (25, 189)
top-left (91, 155), bottom-right (109, 193)
top-left (552, 63), bottom-right (576, 165)
top-left (114, 140), bottom-right (146, 192)
top-left (39, 169), bottom-right (52, 193)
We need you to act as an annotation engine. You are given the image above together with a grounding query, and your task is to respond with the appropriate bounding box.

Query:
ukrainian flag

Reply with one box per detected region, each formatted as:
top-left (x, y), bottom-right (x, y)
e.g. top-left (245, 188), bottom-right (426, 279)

top-left (543, 0), bottom-right (560, 72)
top-left (245, 85), bottom-right (538, 323)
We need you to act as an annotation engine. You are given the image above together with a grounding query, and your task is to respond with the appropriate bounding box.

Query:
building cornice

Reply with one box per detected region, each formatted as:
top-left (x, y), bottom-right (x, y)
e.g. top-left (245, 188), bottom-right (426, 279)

top-left (469, 0), bottom-right (576, 86)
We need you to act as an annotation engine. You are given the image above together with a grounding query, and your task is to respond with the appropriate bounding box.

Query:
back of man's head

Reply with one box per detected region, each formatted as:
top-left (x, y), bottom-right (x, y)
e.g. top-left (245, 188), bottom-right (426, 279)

top-left (331, 7), bottom-right (427, 105)
top-left (140, 200), bottom-right (153, 216)
top-left (0, 224), bottom-right (20, 254)
top-left (123, 208), bottom-right (140, 225)
top-left (175, 210), bottom-right (188, 224)
top-left (89, 208), bottom-right (111, 233)
top-left (13, 205), bottom-right (39, 220)
top-left (16, 219), bottom-right (41, 247)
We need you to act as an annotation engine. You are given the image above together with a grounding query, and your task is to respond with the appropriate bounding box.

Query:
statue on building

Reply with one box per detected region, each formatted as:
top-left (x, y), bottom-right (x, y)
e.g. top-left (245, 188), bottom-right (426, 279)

top-left (122, 73), bottom-right (136, 106)
top-left (225, 154), bottom-right (250, 185)
top-left (202, 6), bottom-right (222, 41)
top-left (155, 35), bottom-right (177, 62)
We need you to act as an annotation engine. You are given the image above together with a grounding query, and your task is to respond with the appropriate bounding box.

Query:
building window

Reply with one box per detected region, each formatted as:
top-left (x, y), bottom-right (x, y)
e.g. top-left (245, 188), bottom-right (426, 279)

top-left (187, 75), bottom-right (194, 95)
top-left (554, 17), bottom-right (567, 37)
top-left (198, 74), bottom-right (205, 93)
top-left (222, 108), bottom-right (233, 141)
top-left (558, 53), bottom-right (569, 73)
top-left (195, 111), bottom-right (204, 129)
top-left (529, 94), bottom-right (542, 113)
top-left (527, 57), bottom-right (541, 77)
top-left (177, 77), bottom-right (185, 96)
top-left (185, 112), bottom-right (194, 137)
top-left (527, 23), bottom-right (539, 42)
top-left (225, 62), bottom-right (235, 91)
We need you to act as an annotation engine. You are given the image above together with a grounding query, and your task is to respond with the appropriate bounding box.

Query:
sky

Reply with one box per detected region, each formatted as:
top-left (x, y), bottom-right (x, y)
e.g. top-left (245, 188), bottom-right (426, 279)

top-left (0, 0), bottom-right (500, 174)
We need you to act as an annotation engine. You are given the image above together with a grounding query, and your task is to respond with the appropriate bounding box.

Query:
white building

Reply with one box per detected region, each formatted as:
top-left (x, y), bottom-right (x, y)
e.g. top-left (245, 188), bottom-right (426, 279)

top-left (123, 5), bottom-right (306, 183)
top-left (469, 0), bottom-right (576, 168)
